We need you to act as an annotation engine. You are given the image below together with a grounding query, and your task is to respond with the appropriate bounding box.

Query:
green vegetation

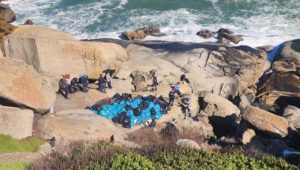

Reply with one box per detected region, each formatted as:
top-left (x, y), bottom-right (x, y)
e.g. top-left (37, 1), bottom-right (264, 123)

top-left (0, 161), bottom-right (30, 170)
top-left (0, 134), bottom-right (44, 154)
top-left (32, 141), bottom-right (299, 170)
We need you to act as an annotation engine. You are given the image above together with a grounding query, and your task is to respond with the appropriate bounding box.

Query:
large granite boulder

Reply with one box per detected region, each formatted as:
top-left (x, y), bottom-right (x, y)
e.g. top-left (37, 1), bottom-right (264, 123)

top-left (113, 41), bottom-right (269, 98)
top-left (202, 93), bottom-right (240, 137)
top-left (242, 106), bottom-right (289, 138)
top-left (257, 39), bottom-right (300, 107)
top-left (203, 93), bottom-right (240, 117)
top-left (34, 109), bottom-right (129, 146)
top-left (0, 3), bottom-right (16, 23)
top-left (0, 58), bottom-right (56, 112)
top-left (0, 105), bottom-right (34, 139)
top-left (283, 105), bottom-right (300, 131)
top-left (2, 25), bottom-right (128, 79)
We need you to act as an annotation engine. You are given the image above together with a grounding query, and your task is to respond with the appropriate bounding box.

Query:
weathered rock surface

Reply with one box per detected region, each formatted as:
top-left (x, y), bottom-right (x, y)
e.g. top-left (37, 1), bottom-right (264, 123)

top-left (34, 109), bottom-right (130, 146)
top-left (196, 29), bottom-right (216, 39)
top-left (257, 39), bottom-right (300, 107)
top-left (54, 89), bottom-right (115, 112)
top-left (0, 3), bottom-right (16, 23)
top-left (0, 106), bottom-right (34, 139)
top-left (203, 93), bottom-right (240, 117)
top-left (109, 40), bottom-right (269, 98)
top-left (242, 106), bottom-right (289, 138)
top-left (0, 20), bottom-right (15, 39)
top-left (241, 129), bottom-right (256, 145)
top-left (2, 25), bottom-right (128, 79)
top-left (283, 105), bottom-right (300, 131)
top-left (176, 139), bottom-right (200, 149)
top-left (122, 27), bottom-right (161, 40)
top-left (202, 93), bottom-right (241, 137)
top-left (0, 58), bottom-right (56, 112)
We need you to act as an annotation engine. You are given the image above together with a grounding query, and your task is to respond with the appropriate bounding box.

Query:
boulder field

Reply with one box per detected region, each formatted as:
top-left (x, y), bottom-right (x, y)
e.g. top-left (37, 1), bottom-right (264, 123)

top-left (0, 23), bottom-right (299, 162)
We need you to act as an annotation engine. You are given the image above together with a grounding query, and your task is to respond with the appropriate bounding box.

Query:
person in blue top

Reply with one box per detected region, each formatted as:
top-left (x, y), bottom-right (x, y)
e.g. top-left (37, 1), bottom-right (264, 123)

top-left (98, 74), bottom-right (106, 93)
top-left (173, 82), bottom-right (182, 97)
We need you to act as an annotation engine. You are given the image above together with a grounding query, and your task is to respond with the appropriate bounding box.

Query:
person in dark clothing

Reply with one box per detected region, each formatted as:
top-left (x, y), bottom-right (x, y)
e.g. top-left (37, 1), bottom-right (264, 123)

top-left (180, 74), bottom-right (190, 84)
top-left (80, 74), bottom-right (89, 92)
top-left (69, 77), bottom-right (80, 94)
top-left (152, 74), bottom-right (158, 91)
top-left (98, 74), bottom-right (106, 93)
top-left (58, 78), bottom-right (69, 99)
top-left (168, 89), bottom-right (176, 106)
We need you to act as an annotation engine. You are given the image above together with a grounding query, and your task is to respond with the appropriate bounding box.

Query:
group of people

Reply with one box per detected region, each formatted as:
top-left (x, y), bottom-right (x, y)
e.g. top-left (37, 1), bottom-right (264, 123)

top-left (97, 73), bottom-right (112, 93)
top-left (59, 71), bottom-right (192, 119)
top-left (168, 82), bottom-right (192, 119)
top-left (58, 74), bottom-right (89, 99)
top-left (152, 73), bottom-right (192, 119)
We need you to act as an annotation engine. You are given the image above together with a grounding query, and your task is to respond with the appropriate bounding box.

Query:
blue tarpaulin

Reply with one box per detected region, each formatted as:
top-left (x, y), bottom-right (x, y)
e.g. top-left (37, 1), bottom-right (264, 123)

top-left (267, 44), bottom-right (283, 63)
top-left (91, 98), bottom-right (164, 126)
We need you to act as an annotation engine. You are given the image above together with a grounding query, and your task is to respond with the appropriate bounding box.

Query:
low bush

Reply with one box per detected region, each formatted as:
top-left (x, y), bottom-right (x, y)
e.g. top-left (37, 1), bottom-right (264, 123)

top-left (0, 135), bottom-right (44, 154)
top-left (31, 141), bottom-right (298, 170)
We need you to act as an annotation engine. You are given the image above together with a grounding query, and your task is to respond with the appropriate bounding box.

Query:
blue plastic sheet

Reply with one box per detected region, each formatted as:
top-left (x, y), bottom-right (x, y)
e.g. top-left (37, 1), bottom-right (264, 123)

top-left (267, 44), bottom-right (283, 63)
top-left (91, 98), bottom-right (163, 126)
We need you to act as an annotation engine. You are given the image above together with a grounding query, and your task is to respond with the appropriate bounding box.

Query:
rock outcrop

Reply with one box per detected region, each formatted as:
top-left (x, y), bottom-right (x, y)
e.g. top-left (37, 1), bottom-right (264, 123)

top-left (2, 25), bottom-right (128, 80)
top-left (242, 106), bottom-right (289, 138)
top-left (283, 105), bottom-right (300, 131)
top-left (122, 26), bottom-right (161, 40)
top-left (203, 93), bottom-right (240, 117)
top-left (257, 39), bottom-right (300, 107)
top-left (0, 58), bottom-right (56, 112)
top-left (0, 106), bottom-right (34, 139)
top-left (0, 3), bottom-right (16, 23)
top-left (110, 41), bottom-right (269, 98)
top-left (0, 20), bottom-right (16, 39)
top-left (34, 109), bottom-right (129, 146)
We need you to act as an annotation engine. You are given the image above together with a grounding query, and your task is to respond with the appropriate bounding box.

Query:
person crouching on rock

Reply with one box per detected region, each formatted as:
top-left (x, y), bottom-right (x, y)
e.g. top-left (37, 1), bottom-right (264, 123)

top-left (168, 88), bottom-right (176, 107)
top-left (180, 96), bottom-right (192, 119)
top-left (151, 73), bottom-right (158, 91)
top-left (98, 74), bottom-right (106, 93)
top-left (105, 73), bottom-right (112, 89)
top-left (58, 78), bottom-right (69, 99)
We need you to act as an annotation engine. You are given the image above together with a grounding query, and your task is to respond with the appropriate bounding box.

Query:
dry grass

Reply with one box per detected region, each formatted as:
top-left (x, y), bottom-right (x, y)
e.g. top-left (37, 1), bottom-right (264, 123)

top-left (127, 124), bottom-right (207, 148)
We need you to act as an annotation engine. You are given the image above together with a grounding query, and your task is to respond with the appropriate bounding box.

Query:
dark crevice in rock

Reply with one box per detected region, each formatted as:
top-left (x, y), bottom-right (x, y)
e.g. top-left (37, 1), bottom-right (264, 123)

top-left (0, 96), bottom-right (24, 108)
top-left (208, 114), bottom-right (238, 138)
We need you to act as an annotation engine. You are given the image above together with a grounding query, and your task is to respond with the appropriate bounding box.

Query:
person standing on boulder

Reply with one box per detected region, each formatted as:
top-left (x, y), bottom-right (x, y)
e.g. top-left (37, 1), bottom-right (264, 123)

top-left (168, 89), bottom-right (176, 107)
top-left (105, 73), bottom-right (112, 89)
top-left (173, 82), bottom-right (182, 97)
top-left (98, 74), bottom-right (106, 93)
top-left (151, 73), bottom-right (158, 91)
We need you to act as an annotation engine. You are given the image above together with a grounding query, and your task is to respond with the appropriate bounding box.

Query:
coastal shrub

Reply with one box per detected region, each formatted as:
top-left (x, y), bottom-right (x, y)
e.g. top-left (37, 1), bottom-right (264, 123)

top-left (31, 141), bottom-right (298, 170)
top-left (0, 134), bottom-right (44, 154)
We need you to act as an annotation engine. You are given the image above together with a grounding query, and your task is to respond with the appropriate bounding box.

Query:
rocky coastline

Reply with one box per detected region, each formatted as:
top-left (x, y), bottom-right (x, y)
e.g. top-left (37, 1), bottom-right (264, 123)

top-left (0, 3), bottom-right (299, 167)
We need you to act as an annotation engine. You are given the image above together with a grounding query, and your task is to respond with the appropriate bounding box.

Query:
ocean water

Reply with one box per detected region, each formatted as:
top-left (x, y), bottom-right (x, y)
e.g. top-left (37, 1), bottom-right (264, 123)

top-left (5, 0), bottom-right (300, 46)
